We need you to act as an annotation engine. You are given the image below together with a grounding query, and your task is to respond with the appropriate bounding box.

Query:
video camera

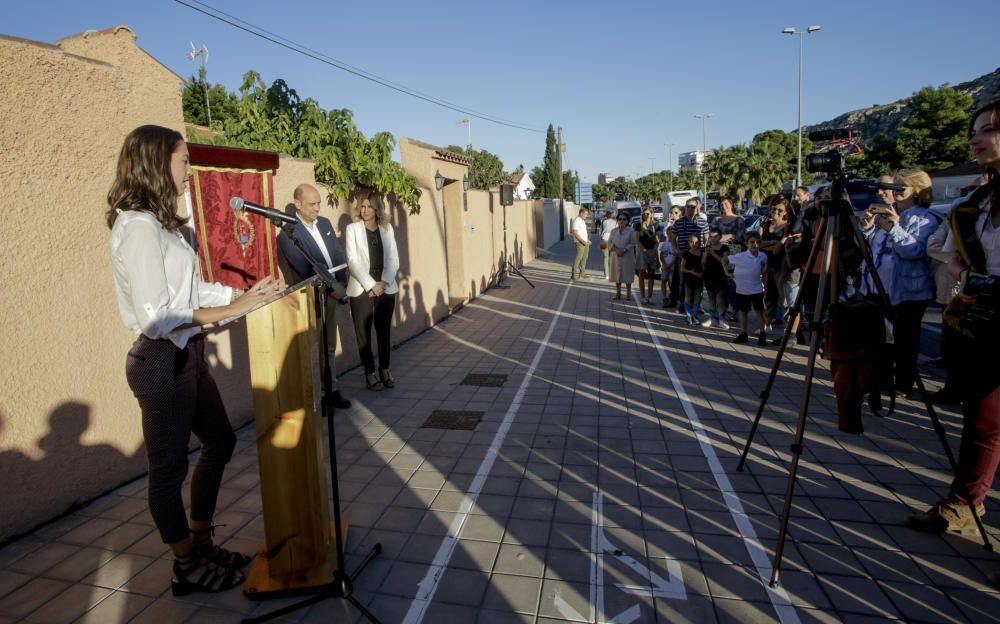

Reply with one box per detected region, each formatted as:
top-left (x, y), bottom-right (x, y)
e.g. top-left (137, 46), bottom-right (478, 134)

top-left (805, 128), bottom-right (861, 176)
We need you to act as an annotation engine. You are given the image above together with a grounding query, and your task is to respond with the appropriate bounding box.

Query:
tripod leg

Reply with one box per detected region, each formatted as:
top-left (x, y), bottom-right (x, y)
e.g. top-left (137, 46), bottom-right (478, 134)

top-left (913, 374), bottom-right (994, 551)
top-left (770, 210), bottom-right (841, 586)
top-left (508, 260), bottom-right (535, 287)
top-left (737, 215), bottom-right (829, 472)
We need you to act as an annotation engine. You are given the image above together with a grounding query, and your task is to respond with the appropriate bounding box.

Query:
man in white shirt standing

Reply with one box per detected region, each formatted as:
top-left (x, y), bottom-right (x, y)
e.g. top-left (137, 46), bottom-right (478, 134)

top-left (728, 231), bottom-right (769, 346)
top-left (571, 207), bottom-right (592, 280)
top-left (277, 184), bottom-right (351, 408)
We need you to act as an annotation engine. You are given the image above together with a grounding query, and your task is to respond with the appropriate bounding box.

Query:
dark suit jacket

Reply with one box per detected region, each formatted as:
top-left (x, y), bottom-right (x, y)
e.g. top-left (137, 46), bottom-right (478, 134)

top-left (277, 215), bottom-right (347, 286)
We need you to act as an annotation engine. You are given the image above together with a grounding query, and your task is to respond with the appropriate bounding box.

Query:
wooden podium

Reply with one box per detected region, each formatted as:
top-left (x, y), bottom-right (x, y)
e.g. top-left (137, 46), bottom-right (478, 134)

top-left (236, 280), bottom-right (346, 598)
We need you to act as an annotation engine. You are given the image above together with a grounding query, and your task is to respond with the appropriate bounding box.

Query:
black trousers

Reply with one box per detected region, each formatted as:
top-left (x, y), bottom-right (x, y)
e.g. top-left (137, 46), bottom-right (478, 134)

top-left (350, 292), bottom-right (396, 374)
top-left (892, 300), bottom-right (929, 393)
top-left (125, 336), bottom-right (236, 545)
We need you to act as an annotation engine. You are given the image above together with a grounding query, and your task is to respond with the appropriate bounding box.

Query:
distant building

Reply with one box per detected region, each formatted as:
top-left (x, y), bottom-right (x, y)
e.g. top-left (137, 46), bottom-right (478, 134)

top-left (929, 161), bottom-right (982, 201)
top-left (598, 172), bottom-right (615, 185)
top-left (614, 175), bottom-right (633, 184)
top-left (679, 150), bottom-right (712, 173)
top-left (508, 171), bottom-right (535, 200)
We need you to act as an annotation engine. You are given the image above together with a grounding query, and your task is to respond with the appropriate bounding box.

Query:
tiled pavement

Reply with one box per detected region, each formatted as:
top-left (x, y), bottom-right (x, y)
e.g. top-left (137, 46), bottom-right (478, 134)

top-left (3, 237), bottom-right (1000, 623)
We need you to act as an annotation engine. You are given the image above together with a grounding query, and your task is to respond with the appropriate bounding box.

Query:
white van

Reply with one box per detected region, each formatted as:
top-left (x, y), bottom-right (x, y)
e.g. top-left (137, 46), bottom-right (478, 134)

top-left (662, 190), bottom-right (700, 211)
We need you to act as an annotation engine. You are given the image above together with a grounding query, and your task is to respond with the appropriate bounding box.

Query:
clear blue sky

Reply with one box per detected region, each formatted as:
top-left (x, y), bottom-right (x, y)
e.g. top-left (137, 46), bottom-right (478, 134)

top-left (7, 0), bottom-right (998, 182)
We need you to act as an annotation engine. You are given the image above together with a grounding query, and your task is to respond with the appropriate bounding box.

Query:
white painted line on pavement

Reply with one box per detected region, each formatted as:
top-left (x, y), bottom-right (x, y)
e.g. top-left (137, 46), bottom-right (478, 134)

top-left (403, 283), bottom-right (573, 624)
top-left (632, 293), bottom-right (802, 624)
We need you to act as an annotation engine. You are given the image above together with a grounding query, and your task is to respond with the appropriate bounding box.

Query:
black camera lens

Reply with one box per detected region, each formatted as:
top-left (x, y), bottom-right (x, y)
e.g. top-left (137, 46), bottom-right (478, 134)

top-left (805, 151), bottom-right (845, 174)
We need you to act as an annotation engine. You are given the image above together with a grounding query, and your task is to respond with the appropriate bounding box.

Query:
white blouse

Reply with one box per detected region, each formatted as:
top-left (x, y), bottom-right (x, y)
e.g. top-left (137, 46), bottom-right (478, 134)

top-left (109, 210), bottom-right (233, 348)
top-left (943, 196), bottom-right (1000, 276)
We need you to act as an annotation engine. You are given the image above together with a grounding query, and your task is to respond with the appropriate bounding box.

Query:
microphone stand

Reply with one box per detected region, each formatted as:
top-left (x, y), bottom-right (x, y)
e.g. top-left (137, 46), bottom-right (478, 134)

top-left (245, 220), bottom-right (382, 624)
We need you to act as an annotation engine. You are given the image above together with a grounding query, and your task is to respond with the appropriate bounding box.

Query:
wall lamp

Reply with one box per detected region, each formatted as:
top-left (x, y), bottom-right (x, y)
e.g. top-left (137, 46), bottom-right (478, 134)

top-left (434, 170), bottom-right (445, 191)
top-left (462, 174), bottom-right (470, 191)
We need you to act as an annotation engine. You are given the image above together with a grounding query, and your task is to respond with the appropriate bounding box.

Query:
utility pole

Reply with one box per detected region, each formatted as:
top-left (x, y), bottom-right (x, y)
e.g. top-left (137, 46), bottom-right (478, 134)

top-left (188, 43), bottom-right (211, 127)
top-left (557, 125), bottom-right (565, 205)
top-left (457, 117), bottom-right (471, 151)
top-left (665, 142), bottom-right (676, 192)
top-left (694, 113), bottom-right (714, 205)
top-left (783, 25), bottom-right (821, 188)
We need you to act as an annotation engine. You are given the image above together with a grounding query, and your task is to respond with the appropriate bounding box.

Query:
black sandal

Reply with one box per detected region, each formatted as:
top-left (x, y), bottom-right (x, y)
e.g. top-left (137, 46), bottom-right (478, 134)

top-left (191, 525), bottom-right (252, 569)
top-left (171, 549), bottom-right (245, 596)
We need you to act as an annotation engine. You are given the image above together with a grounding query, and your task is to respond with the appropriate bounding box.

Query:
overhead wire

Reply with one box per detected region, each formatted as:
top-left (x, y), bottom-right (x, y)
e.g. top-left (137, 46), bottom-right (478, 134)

top-left (174, 0), bottom-right (545, 133)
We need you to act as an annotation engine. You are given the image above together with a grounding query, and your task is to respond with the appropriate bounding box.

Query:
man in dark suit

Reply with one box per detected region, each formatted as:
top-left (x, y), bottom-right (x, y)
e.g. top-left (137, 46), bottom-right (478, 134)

top-left (277, 184), bottom-right (351, 409)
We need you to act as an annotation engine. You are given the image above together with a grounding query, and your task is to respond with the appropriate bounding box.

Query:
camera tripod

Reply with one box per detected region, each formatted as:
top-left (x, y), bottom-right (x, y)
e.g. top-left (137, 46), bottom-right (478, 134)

top-left (495, 200), bottom-right (534, 288)
top-left (735, 178), bottom-right (992, 586)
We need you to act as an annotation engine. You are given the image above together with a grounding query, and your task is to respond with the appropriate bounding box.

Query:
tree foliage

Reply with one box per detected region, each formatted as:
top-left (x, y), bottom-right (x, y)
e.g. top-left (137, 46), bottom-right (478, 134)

top-left (592, 183), bottom-right (613, 203)
top-left (704, 144), bottom-right (787, 204)
top-left (750, 129), bottom-right (813, 185)
top-left (181, 67), bottom-right (239, 128)
top-left (539, 124), bottom-right (561, 198)
top-left (445, 145), bottom-right (506, 190)
top-left (187, 70), bottom-right (421, 213)
top-left (895, 85), bottom-right (973, 171)
top-left (563, 169), bottom-right (580, 202)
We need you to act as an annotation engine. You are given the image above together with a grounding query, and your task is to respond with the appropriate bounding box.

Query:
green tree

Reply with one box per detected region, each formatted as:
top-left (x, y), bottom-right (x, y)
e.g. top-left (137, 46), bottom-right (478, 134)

top-left (751, 129), bottom-right (812, 185)
top-left (850, 134), bottom-right (901, 178)
top-left (214, 70), bottom-right (421, 212)
top-left (540, 124), bottom-right (561, 198)
top-left (592, 183), bottom-right (613, 203)
top-left (181, 67), bottom-right (239, 129)
top-left (445, 145), bottom-right (506, 190)
top-left (895, 85), bottom-right (973, 171)
top-left (563, 169), bottom-right (580, 202)
top-left (672, 169), bottom-right (703, 192)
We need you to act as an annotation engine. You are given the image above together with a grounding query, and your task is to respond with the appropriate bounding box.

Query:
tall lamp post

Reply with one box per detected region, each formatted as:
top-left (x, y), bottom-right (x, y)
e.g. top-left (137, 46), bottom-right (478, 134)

top-left (664, 142), bottom-right (676, 192)
top-left (782, 25), bottom-right (821, 189)
top-left (694, 113), bottom-right (714, 205)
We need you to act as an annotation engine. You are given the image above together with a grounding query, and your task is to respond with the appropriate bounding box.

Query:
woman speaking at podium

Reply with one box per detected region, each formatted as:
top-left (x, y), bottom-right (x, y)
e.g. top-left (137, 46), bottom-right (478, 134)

top-left (106, 125), bottom-right (283, 595)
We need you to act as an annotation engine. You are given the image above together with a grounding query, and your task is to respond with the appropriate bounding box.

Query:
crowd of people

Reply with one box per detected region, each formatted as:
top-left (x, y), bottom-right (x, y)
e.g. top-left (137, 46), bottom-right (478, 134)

top-left (588, 99), bottom-right (1000, 568)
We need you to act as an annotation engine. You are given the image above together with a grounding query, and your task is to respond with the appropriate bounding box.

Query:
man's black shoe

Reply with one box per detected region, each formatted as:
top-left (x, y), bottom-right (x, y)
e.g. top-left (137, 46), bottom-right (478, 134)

top-left (758, 331), bottom-right (768, 346)
top-left (733, 332), bottom-right (749, 344)
top-left (331, 391), bottom-right (352, 409)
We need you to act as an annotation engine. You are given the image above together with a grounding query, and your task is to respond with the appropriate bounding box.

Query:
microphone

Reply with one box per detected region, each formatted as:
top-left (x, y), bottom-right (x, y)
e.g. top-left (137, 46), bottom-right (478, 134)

top-left (230, 197), bottom-right (299, 225)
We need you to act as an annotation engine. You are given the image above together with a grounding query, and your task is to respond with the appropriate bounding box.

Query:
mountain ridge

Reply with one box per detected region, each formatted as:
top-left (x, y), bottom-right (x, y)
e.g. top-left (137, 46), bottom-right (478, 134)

top-left (805, 66), bottom-right (1000, 143)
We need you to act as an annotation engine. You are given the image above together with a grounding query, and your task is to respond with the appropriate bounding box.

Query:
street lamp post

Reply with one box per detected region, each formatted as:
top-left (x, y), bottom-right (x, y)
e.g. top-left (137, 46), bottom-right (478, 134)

top-left (782, 25), bottom-right (821, 189)
top-left (694, 113), bottom-right (714, 205)
top-left (664, 142), bottom-right (676, 192)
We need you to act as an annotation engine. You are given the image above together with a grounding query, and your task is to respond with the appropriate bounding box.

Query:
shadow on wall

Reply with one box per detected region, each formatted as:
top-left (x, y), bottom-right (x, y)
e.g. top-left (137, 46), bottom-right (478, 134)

top-left (0, 402), bottom-right (145, 541)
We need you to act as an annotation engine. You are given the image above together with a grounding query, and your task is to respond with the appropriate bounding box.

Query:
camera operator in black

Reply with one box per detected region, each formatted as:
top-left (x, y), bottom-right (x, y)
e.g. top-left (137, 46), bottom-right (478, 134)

top-left (907, 98), bottom-right (1000, 537)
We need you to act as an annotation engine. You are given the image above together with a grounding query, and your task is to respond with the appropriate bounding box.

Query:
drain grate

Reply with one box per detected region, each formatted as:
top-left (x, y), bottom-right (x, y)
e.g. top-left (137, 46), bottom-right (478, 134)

top-left (421, 410), bottom-right (485, 430)
top-left (460, 373), bottom-right (508, 387)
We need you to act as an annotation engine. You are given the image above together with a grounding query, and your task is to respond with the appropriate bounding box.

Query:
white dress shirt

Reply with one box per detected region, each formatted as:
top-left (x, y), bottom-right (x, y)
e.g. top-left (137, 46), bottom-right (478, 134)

top-left (109, 210), bottom-right (233, 348)
top-left (303, 219), bottom-right (334, 267)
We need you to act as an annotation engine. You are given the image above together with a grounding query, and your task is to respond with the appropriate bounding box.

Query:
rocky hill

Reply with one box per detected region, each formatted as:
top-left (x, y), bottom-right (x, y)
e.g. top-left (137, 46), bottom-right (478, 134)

top-left (806, 67), bottom-right (1000, 143)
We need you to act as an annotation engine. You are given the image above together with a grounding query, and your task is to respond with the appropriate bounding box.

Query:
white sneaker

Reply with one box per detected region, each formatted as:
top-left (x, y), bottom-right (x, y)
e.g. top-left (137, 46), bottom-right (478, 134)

top-left (715, 320), bottom-right (730, 330)
top-left (700, 318), bottom-right (713, 328)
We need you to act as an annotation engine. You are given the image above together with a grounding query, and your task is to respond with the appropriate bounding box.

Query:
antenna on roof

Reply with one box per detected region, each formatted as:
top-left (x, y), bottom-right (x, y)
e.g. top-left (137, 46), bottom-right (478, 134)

top-left (457, 117), bottom-right (471, 151)
top-left (188, 42), bottom-right (212, 127)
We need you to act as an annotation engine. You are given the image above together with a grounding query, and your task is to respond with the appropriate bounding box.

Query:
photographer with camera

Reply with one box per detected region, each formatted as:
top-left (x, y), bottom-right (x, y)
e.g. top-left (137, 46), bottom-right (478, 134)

top-left (876, 169), bottom-right (937, 398)
top-left (907, 99), bottom-right (1000, 537)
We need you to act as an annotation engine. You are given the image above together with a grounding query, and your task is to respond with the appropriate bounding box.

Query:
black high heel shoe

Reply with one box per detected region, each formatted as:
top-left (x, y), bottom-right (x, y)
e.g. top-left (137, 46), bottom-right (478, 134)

top-left (379, 369), bottom-right (395, 389)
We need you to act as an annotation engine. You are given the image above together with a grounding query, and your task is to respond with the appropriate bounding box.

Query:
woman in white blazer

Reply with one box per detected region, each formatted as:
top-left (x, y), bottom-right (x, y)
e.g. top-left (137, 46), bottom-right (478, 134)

top-left (345, 190), bottom-right (400, 389)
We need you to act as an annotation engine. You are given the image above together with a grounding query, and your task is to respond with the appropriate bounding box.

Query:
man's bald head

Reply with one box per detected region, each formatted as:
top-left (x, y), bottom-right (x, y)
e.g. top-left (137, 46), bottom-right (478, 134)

top-left (293, 184), bottom-right (322, 225)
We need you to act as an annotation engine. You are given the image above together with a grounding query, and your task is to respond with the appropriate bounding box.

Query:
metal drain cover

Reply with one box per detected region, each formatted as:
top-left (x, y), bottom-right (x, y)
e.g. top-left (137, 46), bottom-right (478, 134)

top-left (460, 373), bottom-right (508, 387)
top-left (421, 410), bottom-right (484, 430)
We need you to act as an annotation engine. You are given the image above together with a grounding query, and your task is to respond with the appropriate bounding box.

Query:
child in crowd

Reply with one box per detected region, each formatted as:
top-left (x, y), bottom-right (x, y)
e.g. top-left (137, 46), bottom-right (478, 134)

top-left (658, 230), bottom-right (678, 308)
top-left (680, 235), bottom-right (704, 325)
top-left (701, 227), bottom-right (731, 329)
top-left (728, 232), bottom-right (768, 345)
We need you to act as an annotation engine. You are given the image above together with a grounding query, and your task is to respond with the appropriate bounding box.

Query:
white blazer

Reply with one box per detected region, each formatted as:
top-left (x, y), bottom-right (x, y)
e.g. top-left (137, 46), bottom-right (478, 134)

top-left (345, 221), bottom-right (400, 297)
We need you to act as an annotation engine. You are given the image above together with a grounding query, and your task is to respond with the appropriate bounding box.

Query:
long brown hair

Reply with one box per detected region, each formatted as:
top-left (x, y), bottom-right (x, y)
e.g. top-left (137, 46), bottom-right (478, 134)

top-left (105, 125), bottom-right (187, 230)
top-left (969, 98), bottom-right (1000, 211)
top-left (352, 188), bottom-right (389, 227)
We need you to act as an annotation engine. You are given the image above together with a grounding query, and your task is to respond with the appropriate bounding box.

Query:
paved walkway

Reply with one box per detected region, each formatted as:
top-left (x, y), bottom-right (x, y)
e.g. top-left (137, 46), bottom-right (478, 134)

top-left (2, 237), bottom-right (1000, 623)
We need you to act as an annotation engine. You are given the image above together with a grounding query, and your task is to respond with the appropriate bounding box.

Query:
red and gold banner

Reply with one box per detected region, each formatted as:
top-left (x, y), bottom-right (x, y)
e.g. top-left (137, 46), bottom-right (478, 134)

top-left (189, 167), bottom-right (279, 289)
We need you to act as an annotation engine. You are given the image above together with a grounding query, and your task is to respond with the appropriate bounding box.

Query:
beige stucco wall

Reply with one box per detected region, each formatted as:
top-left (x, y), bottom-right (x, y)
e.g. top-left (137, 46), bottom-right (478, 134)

top-left (0, 31), bottom-right (544, 541)
top-left (0, 27), bottom-right (186, 540)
